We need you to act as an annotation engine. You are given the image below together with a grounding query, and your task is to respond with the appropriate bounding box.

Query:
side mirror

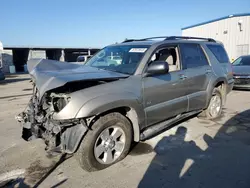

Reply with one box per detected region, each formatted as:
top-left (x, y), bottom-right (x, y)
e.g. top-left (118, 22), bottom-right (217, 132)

top-left (146, 61), bottom-right (169, 76)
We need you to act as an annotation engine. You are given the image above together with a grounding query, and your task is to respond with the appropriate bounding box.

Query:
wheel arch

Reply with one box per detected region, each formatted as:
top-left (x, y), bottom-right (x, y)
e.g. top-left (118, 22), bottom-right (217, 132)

top-left (86, 106), bottom-right (141, 142)
top-left (207, 78), bottom-right (227, 107)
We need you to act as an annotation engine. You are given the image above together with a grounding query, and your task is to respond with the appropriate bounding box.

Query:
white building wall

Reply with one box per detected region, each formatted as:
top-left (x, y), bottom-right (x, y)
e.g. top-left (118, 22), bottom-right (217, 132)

top-left (182, 15), bottom-right (250, 61)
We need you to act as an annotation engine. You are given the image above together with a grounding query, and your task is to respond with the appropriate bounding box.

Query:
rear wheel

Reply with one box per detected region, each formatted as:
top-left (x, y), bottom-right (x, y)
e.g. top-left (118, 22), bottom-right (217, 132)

top-left (199, 88), bottom-right (223, 120)
top-left (75, 112), bottom-right (132, 171)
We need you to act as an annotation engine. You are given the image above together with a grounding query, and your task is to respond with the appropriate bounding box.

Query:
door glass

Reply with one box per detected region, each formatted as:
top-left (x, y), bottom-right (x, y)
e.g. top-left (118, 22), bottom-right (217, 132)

top-left (180, 44), bottom-right (209, 69)
top-left (150, 46), bottom-right (180, 72)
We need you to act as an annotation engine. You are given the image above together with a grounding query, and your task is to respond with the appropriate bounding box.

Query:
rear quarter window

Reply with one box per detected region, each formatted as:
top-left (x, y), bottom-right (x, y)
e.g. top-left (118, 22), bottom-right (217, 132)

top-left (207, 44), bottom-right (229, 63)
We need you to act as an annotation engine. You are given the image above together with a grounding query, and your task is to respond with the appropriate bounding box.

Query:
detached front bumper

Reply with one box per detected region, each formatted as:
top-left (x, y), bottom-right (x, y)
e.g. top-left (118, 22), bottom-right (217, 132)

top-left (15, 85), bottom-right (90, 154)
top-left (16, 111), bottom-right (89, 154)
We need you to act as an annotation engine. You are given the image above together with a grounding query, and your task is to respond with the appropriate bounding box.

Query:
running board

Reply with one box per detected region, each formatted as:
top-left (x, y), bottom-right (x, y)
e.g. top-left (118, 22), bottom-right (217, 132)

top-left (140, 111), bottom-right (200, 141)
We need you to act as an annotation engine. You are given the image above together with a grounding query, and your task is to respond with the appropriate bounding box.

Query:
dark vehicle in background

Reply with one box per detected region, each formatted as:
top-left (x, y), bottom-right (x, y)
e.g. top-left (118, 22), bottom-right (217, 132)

top-left (0, 69), bottom-right (5, 81)
top-left (76, 55), bottom-right (92, 63)
top-left (16, 36), bottom-right (233, 172)
top-left (232, 55), bottom-right (250, 89)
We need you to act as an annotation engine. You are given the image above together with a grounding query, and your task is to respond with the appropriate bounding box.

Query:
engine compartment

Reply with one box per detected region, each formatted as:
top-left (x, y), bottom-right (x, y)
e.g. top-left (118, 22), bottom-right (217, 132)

top-left (15, 80), bottom-right (108, 153)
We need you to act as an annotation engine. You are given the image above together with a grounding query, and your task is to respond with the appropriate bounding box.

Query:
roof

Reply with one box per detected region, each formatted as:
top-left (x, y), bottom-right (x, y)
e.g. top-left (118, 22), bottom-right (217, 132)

top-left (182, 13), bottom-right (250, 30)
top-left (110, 36), bottom-right (217, 47)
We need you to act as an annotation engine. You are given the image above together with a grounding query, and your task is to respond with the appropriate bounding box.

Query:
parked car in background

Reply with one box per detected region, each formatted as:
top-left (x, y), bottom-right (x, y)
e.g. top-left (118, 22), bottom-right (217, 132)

top-left (0, 69), bottom-right (5, 81)
top-left (16, 36), bottom-right (233, 172)
top-left (76, 55), bottom-right (92, 63)
top-left (232, 55), bottom-right (250, 89)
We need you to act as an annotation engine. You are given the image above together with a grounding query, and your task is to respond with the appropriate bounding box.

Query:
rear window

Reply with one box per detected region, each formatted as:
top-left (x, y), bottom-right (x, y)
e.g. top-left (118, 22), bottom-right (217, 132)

top-left (207, 44), bottom-right (229, 63)
top-left (180, 43), bottom-right (209, 69)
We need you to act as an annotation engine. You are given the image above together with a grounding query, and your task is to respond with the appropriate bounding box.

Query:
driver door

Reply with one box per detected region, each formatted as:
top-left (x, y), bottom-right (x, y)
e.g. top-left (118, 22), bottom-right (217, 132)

top-left (143, 45), bottom-right (188, 126)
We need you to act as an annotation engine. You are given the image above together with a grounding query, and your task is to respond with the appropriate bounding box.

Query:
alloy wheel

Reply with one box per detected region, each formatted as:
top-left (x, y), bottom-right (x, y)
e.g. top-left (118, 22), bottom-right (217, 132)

top-left (94, 126), bottom-right (126, 164)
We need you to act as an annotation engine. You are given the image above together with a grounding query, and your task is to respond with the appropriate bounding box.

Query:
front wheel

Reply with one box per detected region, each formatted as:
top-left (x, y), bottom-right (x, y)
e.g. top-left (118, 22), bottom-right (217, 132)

top-left (199, 88), bottom-right (223, 120)
top-left (75, 112), bottom-right (132, 171)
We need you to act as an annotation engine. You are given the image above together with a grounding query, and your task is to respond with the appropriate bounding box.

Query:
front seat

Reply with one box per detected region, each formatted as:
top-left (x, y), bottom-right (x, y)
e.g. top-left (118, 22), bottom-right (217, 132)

top-left (158, 50), bottom-right (177, 72)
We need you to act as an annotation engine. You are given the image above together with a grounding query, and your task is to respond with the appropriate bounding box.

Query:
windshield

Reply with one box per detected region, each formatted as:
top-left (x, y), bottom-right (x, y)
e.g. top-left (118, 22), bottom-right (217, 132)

top-left (232, 56), bottom-right (250, 66)
top-left (85, 45), bottom-right (149, 75)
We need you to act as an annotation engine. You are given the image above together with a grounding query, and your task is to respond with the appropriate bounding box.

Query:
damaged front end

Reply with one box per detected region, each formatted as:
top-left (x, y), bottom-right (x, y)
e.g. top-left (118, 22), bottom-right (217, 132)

top-left (16, 84), bottom-right (88, 154)
top-left (15, 58), bottom-right (129, 155)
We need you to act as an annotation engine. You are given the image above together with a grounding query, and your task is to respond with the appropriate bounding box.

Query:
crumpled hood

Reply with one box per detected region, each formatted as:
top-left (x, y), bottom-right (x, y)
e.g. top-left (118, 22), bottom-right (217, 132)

top-left (232, 65), bottom-right (250, 75)
top-left (27, 58), bottom-right (129, 98)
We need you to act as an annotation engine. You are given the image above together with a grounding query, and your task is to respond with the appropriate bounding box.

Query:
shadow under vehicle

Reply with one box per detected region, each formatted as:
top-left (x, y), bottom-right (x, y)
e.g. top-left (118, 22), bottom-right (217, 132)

top-left (139, 109), bottom-right (250, 188)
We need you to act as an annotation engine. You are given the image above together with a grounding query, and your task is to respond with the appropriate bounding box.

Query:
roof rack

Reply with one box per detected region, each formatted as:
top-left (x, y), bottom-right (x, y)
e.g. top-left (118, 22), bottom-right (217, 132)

top-left (122, 36), bottom-right (169, 43)
top-left (165, 36), bottom-right (216, 42)
top-left (122, 36), bottom-right (216, 43)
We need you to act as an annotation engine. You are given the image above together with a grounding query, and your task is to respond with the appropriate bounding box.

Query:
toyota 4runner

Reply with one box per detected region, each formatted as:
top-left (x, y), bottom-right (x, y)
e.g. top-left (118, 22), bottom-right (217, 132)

top-left (16, 36), bottom-right (234, 171)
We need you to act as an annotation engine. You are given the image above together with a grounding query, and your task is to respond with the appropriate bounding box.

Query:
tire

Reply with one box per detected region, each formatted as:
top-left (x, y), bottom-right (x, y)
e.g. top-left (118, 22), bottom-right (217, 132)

top-left (198, 88), bottom-right (223, 120)
top-left (75, 112), bottom-right (133, 172)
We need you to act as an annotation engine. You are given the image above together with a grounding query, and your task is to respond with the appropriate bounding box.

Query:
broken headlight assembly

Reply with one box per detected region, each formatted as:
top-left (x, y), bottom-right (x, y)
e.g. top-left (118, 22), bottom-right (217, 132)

top-left (50, 93), bottom-right (71, 112)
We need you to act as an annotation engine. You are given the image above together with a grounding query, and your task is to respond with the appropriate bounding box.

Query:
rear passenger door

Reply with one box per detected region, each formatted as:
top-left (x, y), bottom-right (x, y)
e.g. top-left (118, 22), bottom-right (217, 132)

top-left (179, 43), bottom-right (212, 111)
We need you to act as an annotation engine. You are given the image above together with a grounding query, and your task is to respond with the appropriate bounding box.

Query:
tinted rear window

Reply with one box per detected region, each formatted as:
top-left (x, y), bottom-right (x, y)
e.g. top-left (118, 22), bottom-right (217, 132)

top-left (207, 44), bottom-right (229, 63)
top-left (180, 43), bottom-right (209, 69)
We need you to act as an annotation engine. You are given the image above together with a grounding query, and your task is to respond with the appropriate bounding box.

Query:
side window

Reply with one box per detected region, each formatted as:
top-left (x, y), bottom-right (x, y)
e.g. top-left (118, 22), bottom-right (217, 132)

top-left (180, 44), bottom-right (209, 69)
top-left (207, 44), bottom-right (229, 63)
top-left (150, 46), bottom-right (180, 72)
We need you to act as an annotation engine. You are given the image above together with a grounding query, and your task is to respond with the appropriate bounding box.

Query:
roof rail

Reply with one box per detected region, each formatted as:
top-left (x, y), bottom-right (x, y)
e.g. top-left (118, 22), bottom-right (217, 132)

top-left (122, 36), bottom-right (169, 43)
top-left (165, 36), bottom-right (216, 42)
top-left (122, 36), bottom-right (216, 43)
top-left (122, 39), bottom-right (137, 43)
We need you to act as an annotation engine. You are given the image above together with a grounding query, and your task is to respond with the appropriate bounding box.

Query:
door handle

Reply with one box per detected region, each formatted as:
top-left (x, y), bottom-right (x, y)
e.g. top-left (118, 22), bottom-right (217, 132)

top-left (206, 69), bottom-right (212, 74)
top-left (179, 74), bottom-right (187, 80)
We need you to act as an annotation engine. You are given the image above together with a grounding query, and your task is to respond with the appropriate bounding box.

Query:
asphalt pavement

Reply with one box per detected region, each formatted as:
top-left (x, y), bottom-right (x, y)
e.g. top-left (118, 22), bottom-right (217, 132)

top-left (1, 74), bottom-right (250, 188)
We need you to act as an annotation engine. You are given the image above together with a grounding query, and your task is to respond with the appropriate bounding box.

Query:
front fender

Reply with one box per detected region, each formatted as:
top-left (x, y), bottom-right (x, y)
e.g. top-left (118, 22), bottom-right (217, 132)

top-left (76, 93), bottom-right (144, 120)
top-left (75, 93), bottom-right (145, 142)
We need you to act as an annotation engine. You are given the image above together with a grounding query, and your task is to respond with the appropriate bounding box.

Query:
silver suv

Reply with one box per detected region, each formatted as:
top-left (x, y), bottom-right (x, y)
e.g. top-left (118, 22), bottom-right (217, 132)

top-left (16, 36), bottom-right (234, 171)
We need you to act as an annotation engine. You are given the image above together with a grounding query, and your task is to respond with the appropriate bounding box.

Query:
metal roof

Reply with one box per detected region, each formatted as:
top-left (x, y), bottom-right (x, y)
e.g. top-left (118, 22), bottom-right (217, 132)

top-left (182, 13), bottom-right (250, 30)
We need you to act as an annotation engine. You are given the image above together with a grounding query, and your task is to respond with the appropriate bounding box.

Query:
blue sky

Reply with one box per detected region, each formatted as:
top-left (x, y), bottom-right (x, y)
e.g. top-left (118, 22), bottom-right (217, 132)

top-left (1, 0), bottom-right (250, 48)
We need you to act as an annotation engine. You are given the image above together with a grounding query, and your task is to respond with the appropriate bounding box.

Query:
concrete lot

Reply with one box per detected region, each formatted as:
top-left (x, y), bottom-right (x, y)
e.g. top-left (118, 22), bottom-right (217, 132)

top-left (0, 74), bottom-right (250, 188)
